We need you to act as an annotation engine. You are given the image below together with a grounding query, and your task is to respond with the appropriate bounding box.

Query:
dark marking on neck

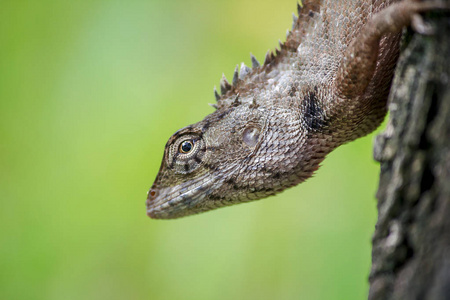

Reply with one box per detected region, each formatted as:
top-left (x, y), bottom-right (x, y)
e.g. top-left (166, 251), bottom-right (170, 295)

top-left (302, 87), bottom-right (328, 131)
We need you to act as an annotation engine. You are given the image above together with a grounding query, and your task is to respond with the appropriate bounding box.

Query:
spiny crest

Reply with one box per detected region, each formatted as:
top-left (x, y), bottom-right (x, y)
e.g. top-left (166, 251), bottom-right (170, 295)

top-left (214, 86), bottom-right (220, 101)
top-left (214, 57), bottom-right (257, 104)
top-left (292, 13), bottom-right (298, 30)
top-left (232, 64), bottom-right (239, 86)
top-left (220, 73), bottom-right (232, 95)
top-left (251, 53), bottom-right (260, 68)
top-left (211, 1), bottom-right (306, 106)
top-left (239, 62), bottom-right (251, 80)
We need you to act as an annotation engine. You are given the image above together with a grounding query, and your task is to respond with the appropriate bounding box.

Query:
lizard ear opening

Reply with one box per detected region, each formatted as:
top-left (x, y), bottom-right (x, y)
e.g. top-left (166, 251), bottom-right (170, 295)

top-left (243, 126), bottom-right (261, 148)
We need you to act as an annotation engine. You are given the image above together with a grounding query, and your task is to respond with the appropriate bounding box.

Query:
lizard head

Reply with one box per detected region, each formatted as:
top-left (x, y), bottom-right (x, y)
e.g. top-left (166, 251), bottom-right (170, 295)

top-left (146, 93), bottom-right (327, 219)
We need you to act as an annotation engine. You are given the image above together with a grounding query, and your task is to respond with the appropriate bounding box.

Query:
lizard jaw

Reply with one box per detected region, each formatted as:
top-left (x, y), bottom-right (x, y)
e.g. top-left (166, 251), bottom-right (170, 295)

top-left (146, 175), bottom-right (222, 219)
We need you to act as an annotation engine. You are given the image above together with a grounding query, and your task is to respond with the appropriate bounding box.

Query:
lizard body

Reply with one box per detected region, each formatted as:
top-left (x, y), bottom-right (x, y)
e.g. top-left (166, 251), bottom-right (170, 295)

top-left (147, 0), bottom-right (448, 219)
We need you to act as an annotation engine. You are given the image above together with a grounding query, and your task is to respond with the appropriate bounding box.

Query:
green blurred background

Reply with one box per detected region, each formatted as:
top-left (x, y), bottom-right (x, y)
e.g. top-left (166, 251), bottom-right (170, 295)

top-left (0, 0), bottom-right (384, 299)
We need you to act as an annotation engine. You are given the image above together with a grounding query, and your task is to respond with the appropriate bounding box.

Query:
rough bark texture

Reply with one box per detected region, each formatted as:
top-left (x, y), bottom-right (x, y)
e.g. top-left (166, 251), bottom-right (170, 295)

top-left (369, 14), bottom-right (450, 300)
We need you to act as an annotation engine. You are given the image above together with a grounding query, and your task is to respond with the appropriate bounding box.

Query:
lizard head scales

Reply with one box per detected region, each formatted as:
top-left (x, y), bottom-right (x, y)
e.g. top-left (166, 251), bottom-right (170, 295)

top-left (147, 84), bottom-right (331, 219)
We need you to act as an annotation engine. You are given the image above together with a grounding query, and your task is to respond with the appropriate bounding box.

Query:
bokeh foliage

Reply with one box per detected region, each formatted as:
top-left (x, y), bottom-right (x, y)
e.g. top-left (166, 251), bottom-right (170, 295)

top-left (0, 0), bottom-right (381, 299)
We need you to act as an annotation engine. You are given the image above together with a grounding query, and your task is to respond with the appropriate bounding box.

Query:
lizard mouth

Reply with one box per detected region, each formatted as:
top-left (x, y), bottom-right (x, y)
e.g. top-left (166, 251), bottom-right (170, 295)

top-left (146, 174), bottom-right (222, 219)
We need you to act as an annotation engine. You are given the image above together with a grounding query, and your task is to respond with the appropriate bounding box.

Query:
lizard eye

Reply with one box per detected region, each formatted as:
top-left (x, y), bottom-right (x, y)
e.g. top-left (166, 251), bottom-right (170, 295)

top-left (179, 140), bottom-right (193, 153)
top-left (166, 132), bottom-right (207, 174)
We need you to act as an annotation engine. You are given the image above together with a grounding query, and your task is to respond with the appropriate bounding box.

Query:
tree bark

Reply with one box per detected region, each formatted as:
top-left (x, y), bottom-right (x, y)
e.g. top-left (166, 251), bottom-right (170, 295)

top-left (368, 14), bottom-right (450, 300)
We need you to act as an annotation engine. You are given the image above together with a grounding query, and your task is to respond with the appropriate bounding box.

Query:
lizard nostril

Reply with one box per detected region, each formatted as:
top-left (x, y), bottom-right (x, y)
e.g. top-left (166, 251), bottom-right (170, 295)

top-left (148, 189), bottom-right (158, 199)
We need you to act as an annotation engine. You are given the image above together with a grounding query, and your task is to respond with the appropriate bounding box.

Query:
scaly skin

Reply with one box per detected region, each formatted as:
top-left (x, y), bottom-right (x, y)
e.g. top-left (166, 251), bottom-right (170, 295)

top-left (146, 0), bottom-right (449, 219)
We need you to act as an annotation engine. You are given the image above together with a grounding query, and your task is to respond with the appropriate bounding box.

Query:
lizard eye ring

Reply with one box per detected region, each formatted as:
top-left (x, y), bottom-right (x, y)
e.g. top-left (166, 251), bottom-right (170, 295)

top-left (166, 132), bottom-right (207, 174)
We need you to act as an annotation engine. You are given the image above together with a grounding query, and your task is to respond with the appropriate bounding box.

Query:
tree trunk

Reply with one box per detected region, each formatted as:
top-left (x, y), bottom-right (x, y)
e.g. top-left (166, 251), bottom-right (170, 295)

top-left (368, 14), bottom-right (450, 300)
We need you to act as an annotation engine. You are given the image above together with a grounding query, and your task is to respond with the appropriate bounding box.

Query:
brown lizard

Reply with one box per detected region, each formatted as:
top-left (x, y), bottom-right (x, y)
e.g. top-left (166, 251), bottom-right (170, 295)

top-left (146, 0), bottom-right (449, 219)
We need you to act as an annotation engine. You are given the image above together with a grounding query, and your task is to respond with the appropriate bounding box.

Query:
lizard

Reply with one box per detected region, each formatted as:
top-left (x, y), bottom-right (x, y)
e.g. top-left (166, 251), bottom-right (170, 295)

top-left (146, 0), bottom-right (449, 219)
